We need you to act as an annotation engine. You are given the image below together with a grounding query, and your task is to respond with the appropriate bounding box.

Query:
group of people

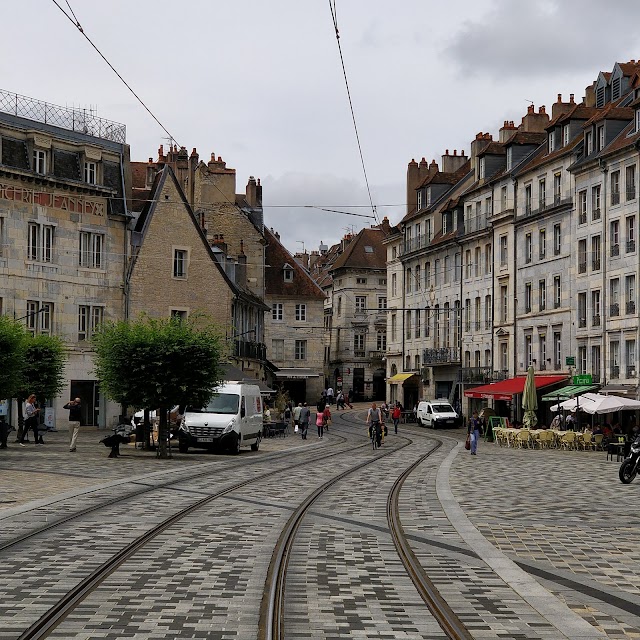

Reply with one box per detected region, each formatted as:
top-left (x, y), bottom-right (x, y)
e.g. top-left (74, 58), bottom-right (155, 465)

top-left (282, 400), bottom-right (332, 440)
top-left (321, 387), bottom-right (353, 409)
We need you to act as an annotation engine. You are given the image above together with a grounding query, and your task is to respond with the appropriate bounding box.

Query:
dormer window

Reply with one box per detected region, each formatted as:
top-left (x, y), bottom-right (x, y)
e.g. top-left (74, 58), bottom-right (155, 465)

top-left (417, 190), bottom-right (423, 210)
top-left (479, 156), bottom-right (485, 179)
top-left (33, 149), bottom-right (47, 175)
top-left (586, 130), bottom-right (593, 155)
top-left (426, 187), bottom-right (432, 205)
top-left (283, 263), bottom-right (294, 282)
top-left (506, 146), bottom-right (513, 170)
top-left (548, 131), bottom-right (555, 153)
top-left (597, 125), bottom-right (605, 151)
top-left (563, 124), bottom-right (570, 146)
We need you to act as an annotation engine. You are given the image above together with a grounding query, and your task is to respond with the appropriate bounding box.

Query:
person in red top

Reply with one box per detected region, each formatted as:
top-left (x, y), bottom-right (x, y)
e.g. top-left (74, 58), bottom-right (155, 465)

top-left (323, 405), bottom-right (331, 432)
top-left (392, 402), bottom-right (402, 434)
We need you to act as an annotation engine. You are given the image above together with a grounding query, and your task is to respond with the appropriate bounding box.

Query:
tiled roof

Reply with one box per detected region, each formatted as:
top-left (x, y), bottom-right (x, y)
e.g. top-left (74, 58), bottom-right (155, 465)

top-left (477, 142), bottom-right (506, 157)
top-left (330, 227), bottom-right (388, 272)
top-left (545, 105), bottom-right (600, 129)
top-left (505, 131), bottom-right (547, 146)
top-left (599, 120), bottom-right (640, 156)
top-left (418, 160), bottom-right (471, 188)
top-left (131, 161), bottom-right (148, 190)
top-left (513, 135), bottom-right (582, 176)
top-left (617, 61), bottom-right (640, 76)
top-left (583, 105), bottom-right (634, 127)
top-left (428, 229), bottom-right (459, 247)
top-left (264, 227), bottom-right (325, 299)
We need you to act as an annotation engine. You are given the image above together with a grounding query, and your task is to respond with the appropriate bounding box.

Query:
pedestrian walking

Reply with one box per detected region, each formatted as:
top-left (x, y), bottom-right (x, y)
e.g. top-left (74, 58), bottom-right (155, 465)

top-left (20, 394), bottom-right (41, 446)
top-left (323, 404), bottom-right (331, 432)
top-left (299, 403), bottom-right (310, 439)
top-left (392, 402), bottom-right (401, 434)
top-left (293, 402), bottom-right (302, 433)
top-left (468, 409), bottom-right (482, 456)
top-left (64, 397), bottom-right (82, 452)
top-left (327, 386), bottom-right (334, 406)
top-left (336, 391), bottom-right (344, 409)
top-left (315, 407), bottom-right (325, 439)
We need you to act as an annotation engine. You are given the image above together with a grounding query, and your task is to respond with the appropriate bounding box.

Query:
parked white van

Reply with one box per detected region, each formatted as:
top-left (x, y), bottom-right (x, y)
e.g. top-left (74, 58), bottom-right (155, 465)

top-left (416, 400), bottom-right (462, 429)
top-left (178, 383), bottom-right (263, 454)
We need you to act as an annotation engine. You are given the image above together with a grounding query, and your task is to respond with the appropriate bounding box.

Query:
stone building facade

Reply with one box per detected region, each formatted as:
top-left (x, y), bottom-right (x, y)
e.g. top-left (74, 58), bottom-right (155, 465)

top-left (0, 90), bottom-right (130, 428)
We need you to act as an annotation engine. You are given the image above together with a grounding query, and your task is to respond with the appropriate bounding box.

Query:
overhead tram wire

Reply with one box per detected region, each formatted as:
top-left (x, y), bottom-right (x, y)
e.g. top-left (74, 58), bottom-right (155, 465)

top-left (329, 1), bottom-right (379, 226)
top-left (50, 0), bottom-right (179, 147)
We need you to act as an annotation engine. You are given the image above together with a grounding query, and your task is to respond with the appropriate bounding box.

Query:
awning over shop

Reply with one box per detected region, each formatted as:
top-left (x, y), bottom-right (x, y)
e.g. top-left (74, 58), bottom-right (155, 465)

top-left (541, 384), bottom-right (600, 402)
top-left (464, 375), bottom-right (567, 401)
top-left (274, 368), bottom-right (320, 379)
top-left (387, 373), bottom-right (417, 384)
top-left (600, 384), bottom-right (639, 397)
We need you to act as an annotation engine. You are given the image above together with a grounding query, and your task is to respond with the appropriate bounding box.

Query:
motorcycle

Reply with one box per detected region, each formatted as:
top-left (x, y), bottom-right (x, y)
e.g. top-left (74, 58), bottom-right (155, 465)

top-left (619, 436), bottom-right (640, 484)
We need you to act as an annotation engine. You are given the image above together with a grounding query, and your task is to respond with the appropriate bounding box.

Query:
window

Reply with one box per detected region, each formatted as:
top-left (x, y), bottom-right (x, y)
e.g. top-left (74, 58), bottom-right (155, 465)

top-left (272, 339), bottom-right (284, 360)
top-left (444, 256), bottom-right (450, 284)
top-left (170, 309), bottom-right (187, 321)
top-left (78, 305), bottom-right (103, 341)
top-left (378, 296), bottom-right (387, 310)
top-left (356, 277), bottom-right (367, 284)
top-left (27, 222), bottom-right (54, 263)
top-left (272, 303), bottom-right (283, 321)
top-left (474, 247), bottom-right (481, 277)
top-left (563, 124), bottom-right (570, 146)
top-left (553, 223), bottom-right (561, 256)
top-left (553, 331), bottom-right (562, 370)
top-left (392, 246), bottom-right (397, 259)
top-left (501, 185), bottom-right (508, 210)
top-left (485, 244), bottom-right (492, 273)
top-left (426, 188), bottom-right (432, 206)
top-left (539, 279), bottom-right (546, 311)
top-left (539, 334), bottom-right (547, 370)
top-left (354, 332), bottom-right (365, 354)
top-left (610, 278), bottom-right (620, 316)
top-left (611, 220), bottom-right (620, 256)
top-left (84, 161), bottom-right (97, 185)
top-left (525, 184), bottom-right (532, 215)
top-left (485, 197), bottom-right (492, 216)
top-left (337, 297), bottom-right (342, 316)
top-left (377, 331), bottom-right (387, 351)
top-left (500, 342), bottom-right (508, 372)
top-left (499, 235), bottom-right (508, 266)
top-left (506, 147), bottom-right (513, 170)
top-left (391, 273), bottom-right (397, 296)
top-left (525, 233), bottom-right (532, 263)
top-left (415, 265), bottom-right (421, 290)
top-left (465, 250), bottom-right (471, 278)
top-left (592, 345), bottom-right (601, 382)
top-left (485, 294), bottom-right (492, 329)
top-left (454, 253), bottom-right (461, 282)
top-left (474, 297), bottom-right (481, 330)
top-left (500, 285), bottom-right (508, 323)
top-left (424, 307), bottom-right (430, 337)
top-left (539, 179), bottom-right (546, 210)
top-left (391, 314), bottom-right (396, 341)
top-left (611, 170), bottom-right (621, 205)
top-left (586, 130), bottom-right (593, 155)
top-left (33, 149), bottom-right (46, 174)
top-left (553, 173), bottom-right (561, 203)
top-left (426, 218), bottom-right (432, 242)
top-left (592, 235), bottom-right (601, 270)
top-left (627, 340), bottom-right (637, 378)
top-left (79, 231), bottom-right (105, 269)
top-left (355, 296), bottom-right (366, 312)
top-left (637, 109), bottom-right (640, 133)
top-left (627, 216), bottom-right (636, 252)
top-left (597, 125), bottom-right (605, 151)
top-left (592, 185), bottom-right (601, 220)
top-left (434, 259), bottom-right (440, 286)
top-left (406, 310), bottom-right (412, 339)
top-left (626, 165), bottom-right (637, 201)
top-left (626, 275), bottom-right (636, 314)
top-left (578, 292), bottom-right (587, 328)
top-left (415, 309), bottom-right (421, 338)
top-left (578, 190), bottom-right (587, 224)
top-left (424, 262), bottom-right (430, 287)
top-left (525, 283), bottom-right (532, 313)
top-left (417, 190), bottom-right (423, 210)
top-left (294, 340), bottom-right (307, 360)
top-left (284, 266), bottom-right (293, 282)
top-left (295, 304), bottom-right (306, 321)
top-left (553, 276), bottom-right (561, 308)
top-left (525, 334), bottom-right (532, 367)
top-left (578, 345), bottom-right (587, 375)
top-left (548, 131), bottom-right (555, 153)
top-left (406, 268), bottom-right (412, 293)
top-left (610, 340), bottom-right (620, 378)
top-left (464, 299), bottom-right (471, 332)
top-left (479, 156), bottom-right (485, 179)
top-left (539, 229), bottom-right (546, 259)
top-left (172, 248), bottom-right (187, 278)
top-left (592, 290), bottom-right (601, 326)
top-left (578, 239), bottom-right (587, 274)
top-left (26, 301), bottom-right (53, 336)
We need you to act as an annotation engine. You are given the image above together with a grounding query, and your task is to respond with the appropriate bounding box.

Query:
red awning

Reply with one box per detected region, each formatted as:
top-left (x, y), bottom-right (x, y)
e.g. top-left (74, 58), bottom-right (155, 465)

top-left (464, 375), bottom-right (568, 401)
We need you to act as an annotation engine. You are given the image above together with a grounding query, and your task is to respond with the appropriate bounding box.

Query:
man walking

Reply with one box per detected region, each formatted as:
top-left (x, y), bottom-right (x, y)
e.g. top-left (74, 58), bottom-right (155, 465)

top-left (327, 386), bottom-right (334, 406)
top-left (299, 402), bottom-right (310, 440)
top-left (468, 409), bottom-right (482, 456)
top-left (293, 402), bottom-right (302, 432)
top-left (64, 397), bottom-right (82, 452)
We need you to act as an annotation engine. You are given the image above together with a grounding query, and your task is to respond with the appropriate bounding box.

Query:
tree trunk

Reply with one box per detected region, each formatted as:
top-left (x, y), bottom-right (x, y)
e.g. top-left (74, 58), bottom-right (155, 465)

top-left (15, 395), bottom-right (25, 442)
top-left (158, 405), bottom-right (168, 458)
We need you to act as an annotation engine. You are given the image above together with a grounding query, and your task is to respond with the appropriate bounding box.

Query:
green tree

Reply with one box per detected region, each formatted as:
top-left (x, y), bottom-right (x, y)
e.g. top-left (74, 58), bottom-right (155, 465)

top-left (15, 334), bottom-right (67, 440)
top-left (92, 316), bottom-right (226, 458)
top-left (0, 315), bottom-right (26, 401)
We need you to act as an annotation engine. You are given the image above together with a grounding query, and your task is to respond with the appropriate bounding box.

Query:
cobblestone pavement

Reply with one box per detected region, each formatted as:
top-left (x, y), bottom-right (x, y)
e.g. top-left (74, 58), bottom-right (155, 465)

top-left (2, 412), bottom-right (640, 639)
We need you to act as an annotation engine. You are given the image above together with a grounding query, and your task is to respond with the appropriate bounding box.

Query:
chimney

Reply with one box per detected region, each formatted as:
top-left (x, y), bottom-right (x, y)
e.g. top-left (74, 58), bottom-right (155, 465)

top-left (211, 234), bottom-right (227, 256)
top-left (407, 158), bottom-right (428, 215)
top-left (584, 82), bottom-right (596, 107)
top-left (246, 176), bottom-right (257, 208)
top-left (499, 120), bottom-right (518, 143)
top-left (380, 216), bottom-right (391, 235)
top-left (520, 106), bottom-right (550, 132)
top-left (552, 93), bottom-right (574, 119)
top-left (470, 132), bottom-right (493, 166)
top-left (428, 158), bottom-right (439, 177)
top-left (236, 241), bottom-right (247, 287)
top-left (256, 178), bottom-right (262, 205)
top-left (441, 148), bottom-right (469, 172)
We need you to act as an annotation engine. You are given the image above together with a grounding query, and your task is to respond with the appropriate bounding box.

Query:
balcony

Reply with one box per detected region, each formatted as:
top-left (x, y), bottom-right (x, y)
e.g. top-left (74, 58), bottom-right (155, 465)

top-left (612, 191), bottom-right (621, 206)
top-left (592, 259), bottom-right (601, 271)
top-left (627, 240), bottom-right (636, 253)
top-left (593, 208), bottom-right (601, 221)
top-left (234, 340), bottom-right (266, 361)
top-left (354, 350), bottom-right (366, 358)
top-left (368, 350), bottom-right (385, 363)
top-left (627, 301), bottom-right (636, 314)
top-left (578, 317), bottom-right (587, 328)
top-left (592, 315), bottom-right (601, 326)
top-left (612, 365), bottom-right (620, 378)
top-left (474, 321), bottom-right (481, 331)
top-left (611, 243), bottom-right (620, 257)
top-left (422, 347), bottom-right (460, 365)
top-left (554, 362), bottom-right (562, 371)
top-left (554, 299), bottom-right (561, 309)
top-left (627, 188), bottom-right (636, 201)
top-left (628, 365), bottom-right (637, 378)
top-left (578, 261), bottom-right (587, 274)
top-left (610, 303), bottom-right (620, 317)
top-left (592, 373), bottom-right (601, 383)
top-left (539, 361), bottom-right (547, 371)
top-left (460, 367), bottom-right (493, 384)
top-left (579, 212), bottom-right (587, 225)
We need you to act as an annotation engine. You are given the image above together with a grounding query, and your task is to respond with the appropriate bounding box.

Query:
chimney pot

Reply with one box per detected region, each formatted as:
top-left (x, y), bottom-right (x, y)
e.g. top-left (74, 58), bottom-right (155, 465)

top-left (210, 153), bottom-right (216, 162)
top-left (527, 105), bottom-right (534, 114)
top-left (453, 149), bottom-right (457, 156)
top-left (570, 93), bottom-right (575, 103)
top-left (218, 156), bottom-right (223, 162)
top-left (148, 157), bottom-right (153, 163)
top-left (539, 105), bottom-right (546, 114)
top-left (445, 149), bottom-right (449, 155)
top-left (191, 147), bottom-right (197, 156)
top-left (557, 93), bottom-right (562, 102)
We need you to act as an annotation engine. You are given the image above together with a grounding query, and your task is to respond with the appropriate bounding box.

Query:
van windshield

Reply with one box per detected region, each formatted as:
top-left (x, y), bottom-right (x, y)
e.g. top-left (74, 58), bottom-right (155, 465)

top-left (432, 403), bottom-right (455, 413)
top-left (189, 394), bottom-right (240, 415)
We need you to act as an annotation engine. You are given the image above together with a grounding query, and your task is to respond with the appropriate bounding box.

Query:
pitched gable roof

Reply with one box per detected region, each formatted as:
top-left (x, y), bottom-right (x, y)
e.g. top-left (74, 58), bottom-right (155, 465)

top-left (264, 227), bottom-right (325, 299)
top-left (330, 227), bottom-right (388, 272)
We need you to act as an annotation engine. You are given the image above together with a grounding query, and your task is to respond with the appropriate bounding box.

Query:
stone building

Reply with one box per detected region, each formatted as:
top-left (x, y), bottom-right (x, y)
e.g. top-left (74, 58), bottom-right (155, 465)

top-left (264, 227), bottom-right (325, 402)
top-left (0, 89), bottom-right (130, 428)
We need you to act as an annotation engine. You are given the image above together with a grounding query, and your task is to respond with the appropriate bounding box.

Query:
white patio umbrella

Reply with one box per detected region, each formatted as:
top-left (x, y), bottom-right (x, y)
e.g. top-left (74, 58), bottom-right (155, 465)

top-left (580, 394), bottom-right (640, 415)
top-left (550, 393), bottom-right (599, 412)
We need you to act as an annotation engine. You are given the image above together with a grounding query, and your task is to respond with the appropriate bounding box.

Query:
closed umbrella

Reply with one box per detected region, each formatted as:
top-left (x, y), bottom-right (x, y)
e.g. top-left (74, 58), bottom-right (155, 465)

top-left (522, 366), bottom-right (538, 429)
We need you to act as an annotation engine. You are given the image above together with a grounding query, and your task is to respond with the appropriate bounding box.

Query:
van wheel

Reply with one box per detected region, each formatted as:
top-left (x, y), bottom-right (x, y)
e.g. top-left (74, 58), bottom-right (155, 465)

top-left (251, 435), bottom-right (261, 452)
top-left (230, 433), bottom-right (241, 455)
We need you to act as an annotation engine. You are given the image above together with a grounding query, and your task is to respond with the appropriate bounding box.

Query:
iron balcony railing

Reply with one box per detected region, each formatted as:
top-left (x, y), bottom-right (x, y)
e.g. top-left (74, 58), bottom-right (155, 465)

top-left (578, 261), bottom-right (587, 274)
top-left (627, 188), bottom-right (636, 201)
top-left (578, 317), bottom-right (587, 328)
top-left (610, 303), bottom-right (620, 317)
top-left (0, 89), bottom-right (126, 143)
top-left (592, 315), bottom-right (601, 326)
top-left (592, 258), bottom-right (601, 270)
top-left (628, 365), bottom-right (637, 378)
top-left (234, 340), bottom-right (266, 361)
top-left (611, 243), bottom-right (620, 257)
top-left (611, 365), bottom-right (620, 378)
top-left (612, 191), bottom-right (621, 205)
top-left (627, 301), bottom-right (636, 314)
top-left (459, 367), bottom-right (492, 383)
top-left (627, 240), bottom-right (636, 253)
top-left (593, 208), bottom-right (601, 220)
top-left (422, 347), bottom-right (460, 365)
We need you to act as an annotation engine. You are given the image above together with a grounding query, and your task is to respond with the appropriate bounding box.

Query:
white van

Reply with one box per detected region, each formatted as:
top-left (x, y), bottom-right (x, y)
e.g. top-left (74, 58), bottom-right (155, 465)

top-left (416, 400), bottom-right (462, 429)
top-left (178, 383), bottom-right (263, 454)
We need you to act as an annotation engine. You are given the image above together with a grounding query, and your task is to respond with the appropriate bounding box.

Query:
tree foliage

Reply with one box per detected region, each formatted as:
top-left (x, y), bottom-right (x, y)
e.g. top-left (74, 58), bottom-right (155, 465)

top-left (92, 316), bottom-right (226, 457)
top-left (17, 333), bottom-right (67, 402)
top-left (0, 315), bottom-right (26, 401)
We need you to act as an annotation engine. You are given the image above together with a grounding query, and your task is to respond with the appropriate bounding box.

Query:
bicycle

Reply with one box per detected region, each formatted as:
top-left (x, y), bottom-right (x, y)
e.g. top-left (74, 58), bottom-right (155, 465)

top-left (370, 421), bottom-right (382, 450)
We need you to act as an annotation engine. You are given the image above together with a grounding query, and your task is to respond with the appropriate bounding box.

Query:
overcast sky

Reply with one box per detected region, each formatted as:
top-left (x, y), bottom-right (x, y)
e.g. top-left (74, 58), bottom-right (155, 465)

top-left (4, 1), bottom-right (640, 253)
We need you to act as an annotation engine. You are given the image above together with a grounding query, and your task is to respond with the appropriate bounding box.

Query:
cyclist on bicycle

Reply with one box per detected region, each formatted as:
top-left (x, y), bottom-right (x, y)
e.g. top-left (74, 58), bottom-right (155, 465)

top-left (366, 402), bottom-right (383, 447)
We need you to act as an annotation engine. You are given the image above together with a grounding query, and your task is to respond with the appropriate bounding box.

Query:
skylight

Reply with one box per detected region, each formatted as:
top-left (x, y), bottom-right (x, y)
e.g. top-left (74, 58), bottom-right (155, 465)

top-left (364, 246), bottom-right (374, 253)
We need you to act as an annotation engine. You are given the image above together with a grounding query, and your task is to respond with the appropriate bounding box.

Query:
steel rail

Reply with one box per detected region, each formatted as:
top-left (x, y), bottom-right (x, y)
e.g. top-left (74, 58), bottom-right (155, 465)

top-left (258, 419), bottom-right (412, 640)
top-left (387, 437), bottom-right (473, 640)
top-left (0, 433), bottom-right (350, 554)
top-left (16, 434), bottom-right (373, 640)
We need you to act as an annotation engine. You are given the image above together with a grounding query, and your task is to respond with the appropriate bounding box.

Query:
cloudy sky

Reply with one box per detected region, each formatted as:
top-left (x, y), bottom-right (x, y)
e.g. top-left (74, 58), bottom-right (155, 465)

top-left (4, 1), bottom-right (640, 252)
